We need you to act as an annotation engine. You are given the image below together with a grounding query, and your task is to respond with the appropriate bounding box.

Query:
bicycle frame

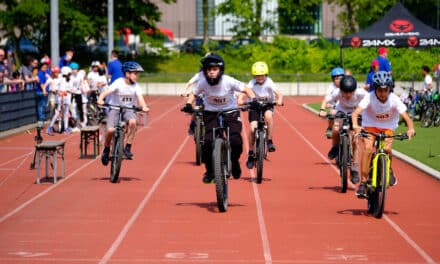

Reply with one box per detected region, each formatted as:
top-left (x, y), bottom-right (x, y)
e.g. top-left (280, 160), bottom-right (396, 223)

top-left (370, 136), bottom-right (391, 188)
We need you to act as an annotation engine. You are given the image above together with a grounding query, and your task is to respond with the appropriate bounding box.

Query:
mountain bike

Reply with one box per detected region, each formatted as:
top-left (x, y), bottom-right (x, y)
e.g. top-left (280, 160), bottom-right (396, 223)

top-left (103, 103), bottom-right (143, 183)
top-left (420, 96), bottom-right (437, 128)
top-left (248, 102), bottom-right (276, 184)
top-left (359, 130), bottom-right (410, 219)
top-left (328, 111), bottom-right (360, 193)
top-left (212, 107), bottom-right (246, 212)
top-left (192, 106), bottom-right (205, 165)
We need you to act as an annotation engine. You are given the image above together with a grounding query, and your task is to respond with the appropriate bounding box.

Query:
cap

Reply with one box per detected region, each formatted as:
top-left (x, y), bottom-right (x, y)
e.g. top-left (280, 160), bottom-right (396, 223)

top-left (378, 47), bottom-right (388, 55)
top-left (371, 60), bottom-right (379, 67)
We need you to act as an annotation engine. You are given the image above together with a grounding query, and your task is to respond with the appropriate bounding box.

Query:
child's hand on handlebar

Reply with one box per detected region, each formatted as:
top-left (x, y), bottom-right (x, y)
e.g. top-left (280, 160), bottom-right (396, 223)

top-left (97, 99), bottom-right (105, 105)
top-left (142, 106), bottom-right (150, 113)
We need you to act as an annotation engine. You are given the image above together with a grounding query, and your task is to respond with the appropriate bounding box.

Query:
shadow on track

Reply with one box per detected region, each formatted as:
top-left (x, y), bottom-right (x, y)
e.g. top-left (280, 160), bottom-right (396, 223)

top-left (176, 202), bottom-right (245, 213)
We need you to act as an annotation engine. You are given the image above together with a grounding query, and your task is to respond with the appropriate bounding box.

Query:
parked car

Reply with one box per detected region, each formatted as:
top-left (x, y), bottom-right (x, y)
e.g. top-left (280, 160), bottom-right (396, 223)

top-left (90, 38), bottom-right (131, 57)
top-left (180, 38), bottom-right (230, 53)
top-left (6, 38), bottom-right (39, 54)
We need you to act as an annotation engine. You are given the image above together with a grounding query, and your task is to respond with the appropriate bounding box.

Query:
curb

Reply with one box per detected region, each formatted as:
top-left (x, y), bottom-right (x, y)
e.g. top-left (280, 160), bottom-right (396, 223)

top-left (302, 103), bottom-right (440, 181)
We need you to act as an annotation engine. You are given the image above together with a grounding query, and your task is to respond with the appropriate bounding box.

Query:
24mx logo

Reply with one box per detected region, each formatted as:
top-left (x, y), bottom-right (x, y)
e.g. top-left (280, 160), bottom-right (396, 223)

top-left (419, 38), bottom-right (440, 46)
top-left (362, 39), bottom-right (396, 47)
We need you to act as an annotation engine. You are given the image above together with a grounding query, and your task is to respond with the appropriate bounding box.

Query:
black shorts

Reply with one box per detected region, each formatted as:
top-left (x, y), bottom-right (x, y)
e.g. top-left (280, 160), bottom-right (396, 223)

top-left (248, 106), bottom-right (274, 123)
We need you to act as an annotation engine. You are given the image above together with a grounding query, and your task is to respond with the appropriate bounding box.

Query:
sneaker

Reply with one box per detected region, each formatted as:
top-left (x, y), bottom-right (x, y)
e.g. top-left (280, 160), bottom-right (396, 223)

top-left (46, 126), bottom-right (53, 135)
top-left (327, 146), bottom-right (339, 160)
top-left (246, 153), bottom-right (255, 169)
top-left (356, 183), bottom-right (368, 198)
top-left (232, 161), bottom-right (242, 179)
top-left (101, 148), bottom-right (110, 166)
top-left (389, 169), bottom-right (398, 186)
top-left (202, 173), bottom-right (214, 184)
top-left (267, 140), bottom-right (276, 152)
top-left (350, 170), bottom-right (360, 184)
top-left (188, 121), bottom-right (195, 136)
top-left (124, 146), bottom-right (134, 160)
top-left (325, 127), bottom-right (332, 139)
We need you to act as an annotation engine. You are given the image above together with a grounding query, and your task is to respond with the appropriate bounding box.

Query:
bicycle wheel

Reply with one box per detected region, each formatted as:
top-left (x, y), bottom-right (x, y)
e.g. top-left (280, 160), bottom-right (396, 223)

top-left (433, 107), bottom-right (440, 127)
top-left (339, 135), bottom-right (349, 193)
top-left (110, 130), bottom-right (124, 183)
top-left (373, 155), bottom-right (388, 218)
top-left (213, 138), bottom-right (228, 212)
top-left (194, 117), bottom-right (203, 165)
top-left (256, 130), bottom-right (265, 184)
top-left (421, 105), bottom-right (434, 127)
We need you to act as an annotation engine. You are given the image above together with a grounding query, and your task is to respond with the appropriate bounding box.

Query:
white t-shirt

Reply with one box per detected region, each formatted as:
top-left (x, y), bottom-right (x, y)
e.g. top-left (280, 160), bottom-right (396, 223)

top-left (325, 83), bottom-right (339, 106)
top-left (194, 75), bottom-right (245, 111)
top-left (326, 88), bottom-right (367, 113)
top-left (71, 73), bottom-right (83, 95)
top-left (423, 74), bottom-right (433, 92)
top-left (358, 92), bottom-right (407, 130)
top-left (247, 77), bottom-right (279, 103)
top-left (106, 77), bottom-right (142, 107)
top-left (87, 71), bottom-right (100, 91)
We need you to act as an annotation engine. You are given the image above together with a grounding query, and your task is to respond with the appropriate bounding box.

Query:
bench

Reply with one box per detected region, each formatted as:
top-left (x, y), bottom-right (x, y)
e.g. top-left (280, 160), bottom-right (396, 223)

top-left (80, 126), bottom-right (100, 158)
top-left (35, 140), bottom-right (65, 184)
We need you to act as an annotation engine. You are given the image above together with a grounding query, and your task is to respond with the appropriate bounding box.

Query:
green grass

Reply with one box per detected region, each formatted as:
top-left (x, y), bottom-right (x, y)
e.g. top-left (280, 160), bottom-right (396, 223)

top-left (307, 102), bottom-right (440, 171)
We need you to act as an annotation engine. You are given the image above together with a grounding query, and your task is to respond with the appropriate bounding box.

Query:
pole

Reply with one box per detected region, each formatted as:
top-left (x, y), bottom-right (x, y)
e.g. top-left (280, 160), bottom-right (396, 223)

top-left (50, 0), bottom-right (59, 66)
top-left (107, 0), bottom-right (114, 62)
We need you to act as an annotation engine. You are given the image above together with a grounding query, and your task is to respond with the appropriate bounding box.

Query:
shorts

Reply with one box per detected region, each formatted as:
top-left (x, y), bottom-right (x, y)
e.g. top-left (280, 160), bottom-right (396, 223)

top-left (106, 108), bottom-right (137, 129)
top-left (248, 106), bottom-right (274, 123)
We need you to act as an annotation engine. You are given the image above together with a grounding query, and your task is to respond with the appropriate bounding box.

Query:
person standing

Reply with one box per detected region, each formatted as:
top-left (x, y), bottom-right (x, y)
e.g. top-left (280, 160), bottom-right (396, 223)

top-left (422, 65), bottom-right (433, 95)
top-left (108, 50), bottom-right (124, 85)
top-left (59, 48), bottom-right (74, 68)
top-left (377, 47), bottom-right (392, 75)
top-left (364, 60), bottom-right (379, 92)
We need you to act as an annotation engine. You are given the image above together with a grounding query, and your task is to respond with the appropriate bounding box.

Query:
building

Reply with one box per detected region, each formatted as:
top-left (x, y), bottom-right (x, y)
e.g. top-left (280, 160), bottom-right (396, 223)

top-left (153, 0), bottom-right (344, 43)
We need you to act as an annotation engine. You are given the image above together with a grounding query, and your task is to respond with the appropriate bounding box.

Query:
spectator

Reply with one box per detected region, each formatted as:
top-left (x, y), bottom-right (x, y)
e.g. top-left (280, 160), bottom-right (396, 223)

top-left (59, 48), bottom-right (74, 68)
top-left (377, 47), bottom-right (392, 74)
top-left (107, 50), bottom-right (123, 85)
top-left (36, 63), bottom-right (50, 122)
top-left (422, 65), bottom-right (433, 96)
top-left (19, 56), bottom-right (39, 91)
top-left (365, 60), bottom-right (379, 92)
top-left (9, 71), bottom-right (25, 92)
top-left (0, 49), bottom-right (6, 75)
top-left (6, 50), bottom-right (15, 78)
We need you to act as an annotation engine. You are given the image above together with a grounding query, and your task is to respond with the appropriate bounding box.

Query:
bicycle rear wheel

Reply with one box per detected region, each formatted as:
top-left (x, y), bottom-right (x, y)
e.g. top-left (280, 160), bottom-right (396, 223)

top-left (373, 155), bottom-right (388, 218)
top-left (110, 131), bottom-right (124, 183)
top-left (213, 138), bottom-right (228, 212)
top-left (194, 117), bottom-right (203, 165)
top-left (421, 105), bottom-right (434, 127)
top-left (339, 135), bottom-right (349, 193)
top-left (256, 130), bottom-right (265, 184)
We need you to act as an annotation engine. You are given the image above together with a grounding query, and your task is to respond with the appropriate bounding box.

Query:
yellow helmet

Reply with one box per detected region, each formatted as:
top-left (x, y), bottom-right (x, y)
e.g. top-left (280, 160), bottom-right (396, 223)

top-left (251, 61), bottom-right (269, 75)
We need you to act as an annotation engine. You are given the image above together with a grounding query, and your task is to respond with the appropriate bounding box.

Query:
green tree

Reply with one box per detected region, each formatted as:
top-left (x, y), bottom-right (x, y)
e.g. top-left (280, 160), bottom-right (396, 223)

top-left (214, 0), bottom-right (274, 39)
top-left (278, 0), bottom-right (322, 35)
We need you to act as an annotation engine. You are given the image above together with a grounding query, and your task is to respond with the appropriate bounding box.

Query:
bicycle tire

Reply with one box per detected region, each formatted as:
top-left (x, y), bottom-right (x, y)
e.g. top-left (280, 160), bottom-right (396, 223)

top-left (110, 130), bottom-right (124, 183)
top-left (339, 135), bottom-right (349, 193)
top-left (213, 138), bottom-right (228, 212)
top-left (194, 118), bottom-right (203, 165)
top-left (420, 105), bottom-right (434, 127)
top-left (374, 155), bottom-right (388, 218)
top-left (256, 130), bottom-right (265, 184)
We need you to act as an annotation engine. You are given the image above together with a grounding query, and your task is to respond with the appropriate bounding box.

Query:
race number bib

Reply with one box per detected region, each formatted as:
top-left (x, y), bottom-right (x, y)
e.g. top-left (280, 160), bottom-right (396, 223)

top-left (208, 96), bottom-right (230, 105)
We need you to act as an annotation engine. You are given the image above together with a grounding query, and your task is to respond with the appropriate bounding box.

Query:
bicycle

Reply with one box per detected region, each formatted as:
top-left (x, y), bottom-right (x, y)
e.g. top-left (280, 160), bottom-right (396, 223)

top-left (327, 111), bottom-right (360, 193)
top-left (359, 130), bottom-right (410, 218)
top-left (102, 103), bottom-right (143, 183)
top-left (248, 102), bottom-right (276, 184)
top-left (212, 107), bottom-right (246, 212)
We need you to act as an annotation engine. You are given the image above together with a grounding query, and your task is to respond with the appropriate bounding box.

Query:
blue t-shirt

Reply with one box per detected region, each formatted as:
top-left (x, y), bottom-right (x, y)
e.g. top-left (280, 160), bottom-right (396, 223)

top-left (36, 70), bottom-right (49, 94)
top-left (59, 55), bottom-right (71, 68)
top-left (365, 71), bottom-right (375, 92)
top-left (108, 59), bottom-right (124, 84)
top-left (377, 56), bottom-right (391, 73)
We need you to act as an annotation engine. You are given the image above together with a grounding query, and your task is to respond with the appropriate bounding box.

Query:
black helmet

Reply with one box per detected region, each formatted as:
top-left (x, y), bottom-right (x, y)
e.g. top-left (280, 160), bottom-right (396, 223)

top-left (201, 53), bottom-right (224, 85)
top-left (340, 75), bottom-right (357, 92)
top-left (372, 71), bottom-right (393, 89)
top-left (122, 61), bottom-right (144, 73)
top-left (98, 67), bottom-right (106, 76)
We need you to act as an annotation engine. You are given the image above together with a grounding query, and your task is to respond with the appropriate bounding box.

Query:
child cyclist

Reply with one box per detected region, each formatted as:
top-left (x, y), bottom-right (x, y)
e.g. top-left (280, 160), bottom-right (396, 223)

top-left (245, 61), bottom-right (283, 169)
top-left (97, 61), bottom-right (149, 165)
top-left (319, 75), bottom-right (367, 183)
top-left (182, 53), bottom-right (258, 183)
top-left (319, 67), bottom-right (345, 139)
top-left (351, 71), bottom-right (415, 198)
top-left (47, 66), bottom-right (73, 134)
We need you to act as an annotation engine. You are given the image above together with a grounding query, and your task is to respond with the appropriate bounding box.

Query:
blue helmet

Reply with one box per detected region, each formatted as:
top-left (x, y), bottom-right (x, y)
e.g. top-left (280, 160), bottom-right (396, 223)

top-left (69, 62), bottom-right (79, 70)
top-left (372, 71), bottom-right (393, 89)
top-left (122, 61), bottom-right (144, 73)
top-left (331, 67), bottom-right (344, 79)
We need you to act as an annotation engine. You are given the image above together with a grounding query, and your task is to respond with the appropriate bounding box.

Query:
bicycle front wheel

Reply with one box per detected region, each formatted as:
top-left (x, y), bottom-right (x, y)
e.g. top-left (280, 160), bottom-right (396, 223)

top-left (339, 135), bottom-right (350, 193)
top-left (374, 155), bottom-right (388, 218)
top-left (194, 117), bottom-right (203, 165)
top-left (110, 131), bottom-right (124, 183)
top-left (256, 130), bottom-right (265, 184)
top-left (213, 138), bottom-right (228, 212)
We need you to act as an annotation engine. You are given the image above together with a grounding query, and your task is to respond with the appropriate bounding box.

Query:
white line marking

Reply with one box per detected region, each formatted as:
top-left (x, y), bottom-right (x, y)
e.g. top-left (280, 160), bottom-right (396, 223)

top-left (242, 122), bottom-right (272, 264)
top-left (99, 136), bottom-right (190, 264)
top-left (0, 152), bottom-right (33, 167)
top-left (277, 109), bottom-right (436, 264)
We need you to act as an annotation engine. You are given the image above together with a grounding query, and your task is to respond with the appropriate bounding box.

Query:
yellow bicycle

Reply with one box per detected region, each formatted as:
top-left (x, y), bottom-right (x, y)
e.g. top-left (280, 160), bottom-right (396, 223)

top-left (360, 130), bottom-right (410, 219)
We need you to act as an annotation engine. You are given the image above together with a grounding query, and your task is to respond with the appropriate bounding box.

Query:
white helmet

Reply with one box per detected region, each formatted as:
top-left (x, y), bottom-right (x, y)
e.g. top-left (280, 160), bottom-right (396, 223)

top-left (91, 61), bottom-right (100, 67)
top-left (61, 66), bottom-right (72, 76)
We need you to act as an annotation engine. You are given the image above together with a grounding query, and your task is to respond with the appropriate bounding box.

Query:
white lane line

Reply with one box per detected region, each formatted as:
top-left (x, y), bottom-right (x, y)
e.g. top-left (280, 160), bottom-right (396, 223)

top-left (242, 121), bottom-right (272, 264)
top-left (0, 152), bottom-right (33, 167)
top-left (0, 99), bottom-right (183, 224)
top-left (0, 155), bottom-right (30, 187)
top-left (99, 136), bottom-right (190, 264)
top-left (277, 110), bottom-right (436, 264)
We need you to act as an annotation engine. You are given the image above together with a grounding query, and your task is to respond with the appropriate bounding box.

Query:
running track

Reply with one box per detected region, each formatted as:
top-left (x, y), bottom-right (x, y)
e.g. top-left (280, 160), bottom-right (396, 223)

top-left (0, 96), bottom-right (438, 264)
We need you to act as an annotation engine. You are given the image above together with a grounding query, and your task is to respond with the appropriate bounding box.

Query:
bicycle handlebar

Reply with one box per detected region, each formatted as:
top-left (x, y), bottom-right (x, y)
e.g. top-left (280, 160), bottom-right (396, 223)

top-left (359, 130), bottom-right (412, 141)
top-left (100, 103), bottom-right (143, 112)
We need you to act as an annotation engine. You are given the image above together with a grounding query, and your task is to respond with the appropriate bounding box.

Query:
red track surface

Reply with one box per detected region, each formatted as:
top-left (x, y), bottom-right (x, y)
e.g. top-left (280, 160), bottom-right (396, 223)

top-left (0, 96), bottom-right (438, 264)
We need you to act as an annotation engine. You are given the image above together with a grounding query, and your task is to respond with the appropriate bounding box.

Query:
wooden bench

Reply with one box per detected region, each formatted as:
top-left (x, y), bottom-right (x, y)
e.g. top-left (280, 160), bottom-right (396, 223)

top-left (80, 126), bottom-right (100, 158)
top-left (35, 140), bottom-right (65, 184)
